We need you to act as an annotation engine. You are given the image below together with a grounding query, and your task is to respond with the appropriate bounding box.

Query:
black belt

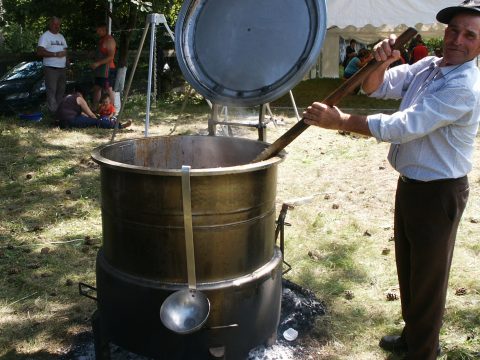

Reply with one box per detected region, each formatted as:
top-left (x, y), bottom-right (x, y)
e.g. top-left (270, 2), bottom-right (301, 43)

top-left (400, 175), bottom-right (425, 183)
top-left (399, 175), bottom-right (466, 184)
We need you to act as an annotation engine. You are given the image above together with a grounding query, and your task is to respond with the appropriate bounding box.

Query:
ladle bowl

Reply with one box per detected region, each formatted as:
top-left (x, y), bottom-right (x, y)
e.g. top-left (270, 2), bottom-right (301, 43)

top-left (160, 288), bottom-right (211, 334)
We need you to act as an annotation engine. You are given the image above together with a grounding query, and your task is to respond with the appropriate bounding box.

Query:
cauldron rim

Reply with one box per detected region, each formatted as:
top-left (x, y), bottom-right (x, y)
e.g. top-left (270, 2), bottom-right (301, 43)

top-left (91, 135), bottom-right (285, 176)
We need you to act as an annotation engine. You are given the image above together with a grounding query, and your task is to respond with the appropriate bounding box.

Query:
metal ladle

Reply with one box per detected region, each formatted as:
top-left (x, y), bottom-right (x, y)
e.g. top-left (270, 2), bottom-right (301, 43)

top-left (160, 165), bottom-right (211, 334)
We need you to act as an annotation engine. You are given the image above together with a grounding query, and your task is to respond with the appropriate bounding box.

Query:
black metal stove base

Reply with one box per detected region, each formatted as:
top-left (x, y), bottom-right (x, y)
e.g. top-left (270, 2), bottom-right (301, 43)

top-left (91, 248), bottom-right (283, 360)
top-left (91, 310), bottom-right (275, 360)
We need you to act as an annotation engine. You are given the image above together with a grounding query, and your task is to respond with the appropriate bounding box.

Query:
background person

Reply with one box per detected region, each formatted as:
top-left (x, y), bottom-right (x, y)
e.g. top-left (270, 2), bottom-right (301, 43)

top-left (56, 89), bottom-right (130, 129)
top-left (412, 40), bottom-right (429, 63)
top-left (97, 92), bottom-right (116, 127)
top-left (343, 48), bottom-right (373, 79)
top-left (407, 33), bottom-right (423, 64)
top-left (37, 16), bottom-right (68, 113)
top-left (303, 2), bottom-right (480, 359)
top-left (342, 39), bottom-right (357, 69)
top-left (91, 23), bottom-right (116, 108)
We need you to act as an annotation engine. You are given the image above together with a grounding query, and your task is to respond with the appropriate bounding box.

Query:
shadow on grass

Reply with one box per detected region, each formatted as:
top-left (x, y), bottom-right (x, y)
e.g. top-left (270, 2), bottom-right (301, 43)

top-left (0, 106), bottom-right (214, 357)
top-left (288, 230), bottom-right (480, 357)
top-left (0, 119), bottom-right (105, 357)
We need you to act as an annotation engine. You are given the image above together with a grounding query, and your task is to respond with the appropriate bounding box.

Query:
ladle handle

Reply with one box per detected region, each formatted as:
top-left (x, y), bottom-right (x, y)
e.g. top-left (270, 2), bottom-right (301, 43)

top-left (251, 27), bottom-right (418, 163)
top-left (181, 165), bottom-right (196, 290)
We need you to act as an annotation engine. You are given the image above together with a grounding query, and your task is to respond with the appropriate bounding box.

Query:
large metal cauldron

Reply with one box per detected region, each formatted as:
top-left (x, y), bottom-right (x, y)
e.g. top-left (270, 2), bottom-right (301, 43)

top-left (91, 135), bottom-right (285, 359)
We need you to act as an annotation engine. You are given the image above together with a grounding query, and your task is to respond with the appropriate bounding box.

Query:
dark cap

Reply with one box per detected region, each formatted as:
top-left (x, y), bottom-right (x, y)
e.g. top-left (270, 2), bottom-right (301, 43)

top-left (437, 0), bottom-right (480, 24)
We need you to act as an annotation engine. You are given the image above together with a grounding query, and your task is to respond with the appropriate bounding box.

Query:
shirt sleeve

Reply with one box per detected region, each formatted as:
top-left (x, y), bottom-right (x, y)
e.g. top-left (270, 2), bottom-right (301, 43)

top-left (61, 35), bottom-right (68, 49)
top-left (369, 64), bottom-right (411, 100)
top-left (38, 33), bottom-right (47, 48)
top-left (368, 81), bottom-right (477, 144)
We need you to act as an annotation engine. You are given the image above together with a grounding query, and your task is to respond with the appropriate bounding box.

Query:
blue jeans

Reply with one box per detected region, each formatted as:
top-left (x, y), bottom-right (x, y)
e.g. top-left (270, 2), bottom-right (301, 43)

top-left (68, 115), bottom-right (115, 128)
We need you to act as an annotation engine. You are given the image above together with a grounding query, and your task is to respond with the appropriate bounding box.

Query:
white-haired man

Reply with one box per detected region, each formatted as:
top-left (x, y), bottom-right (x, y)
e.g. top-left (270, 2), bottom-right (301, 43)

top-left (37, 16), bottom-right (68, 113)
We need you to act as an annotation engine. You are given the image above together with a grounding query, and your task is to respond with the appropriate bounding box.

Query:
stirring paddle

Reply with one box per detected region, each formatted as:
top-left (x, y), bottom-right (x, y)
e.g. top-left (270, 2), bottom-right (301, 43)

top-left (252, 27), bottom-right (417, 163)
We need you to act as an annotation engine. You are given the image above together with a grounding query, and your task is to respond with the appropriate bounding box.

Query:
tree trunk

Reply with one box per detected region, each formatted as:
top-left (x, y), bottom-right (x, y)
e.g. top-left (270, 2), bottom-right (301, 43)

top-left (117, 4), bottom-right (138, 68)
top-left (114, 4), bottom-right (139, 93)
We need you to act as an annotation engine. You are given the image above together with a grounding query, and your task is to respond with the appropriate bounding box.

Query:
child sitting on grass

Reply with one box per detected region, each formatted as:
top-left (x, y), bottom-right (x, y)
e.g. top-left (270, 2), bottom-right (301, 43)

top-left (97, 93), bottom-right (116, 126)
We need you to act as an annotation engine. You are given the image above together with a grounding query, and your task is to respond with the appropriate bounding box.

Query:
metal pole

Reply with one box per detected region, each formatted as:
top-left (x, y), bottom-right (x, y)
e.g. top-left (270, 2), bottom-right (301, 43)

top-left (289, 90), bottom-right (301, 121)
top-left (108, 0), bottom-right (113, 35)
top-left (145, 20), bottom-right (155, 136)
top-left (145, 14), bottom-right (165, 137)
top-left (258, 104), bottom-right (267, 141)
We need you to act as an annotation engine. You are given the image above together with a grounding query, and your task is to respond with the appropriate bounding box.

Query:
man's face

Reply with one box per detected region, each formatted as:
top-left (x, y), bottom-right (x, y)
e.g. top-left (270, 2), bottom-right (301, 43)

top-left (443, 13), bottom-right (480, 65)
top-left (49, 19), bottom-right (61, 34)
top-left (96, 26), bottom-right (107, 37)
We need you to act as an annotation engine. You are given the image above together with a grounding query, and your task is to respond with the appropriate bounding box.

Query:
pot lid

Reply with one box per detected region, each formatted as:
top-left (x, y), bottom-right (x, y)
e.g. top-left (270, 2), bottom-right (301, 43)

top-left (175, 0), bottom-right (327, 106)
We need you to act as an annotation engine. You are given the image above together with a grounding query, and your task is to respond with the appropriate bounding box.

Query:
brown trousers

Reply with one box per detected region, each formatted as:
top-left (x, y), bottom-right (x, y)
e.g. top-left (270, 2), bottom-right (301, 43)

top-left (44, 66), bottom-right (66, 113)
top-left (394, 176), bottom-right (469, 360)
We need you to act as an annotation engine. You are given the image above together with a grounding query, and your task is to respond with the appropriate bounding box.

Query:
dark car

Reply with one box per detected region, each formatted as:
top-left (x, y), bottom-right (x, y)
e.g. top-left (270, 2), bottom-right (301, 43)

top-left (0, 60), bottom-right (93, 114)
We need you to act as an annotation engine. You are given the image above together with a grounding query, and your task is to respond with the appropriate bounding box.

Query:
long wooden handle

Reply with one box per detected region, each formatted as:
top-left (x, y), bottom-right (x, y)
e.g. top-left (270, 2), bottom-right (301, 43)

top-left (252, 27), bottom-right (417, 163)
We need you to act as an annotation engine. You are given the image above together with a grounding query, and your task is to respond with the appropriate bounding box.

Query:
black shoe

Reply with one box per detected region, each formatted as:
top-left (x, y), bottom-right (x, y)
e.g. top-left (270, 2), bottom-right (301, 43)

top-left (379, 335), bottom-right (408, 353)
top-left (380, 336), bottom-right (442, 357)
top-left (120, 120), bottom-right (132, 129)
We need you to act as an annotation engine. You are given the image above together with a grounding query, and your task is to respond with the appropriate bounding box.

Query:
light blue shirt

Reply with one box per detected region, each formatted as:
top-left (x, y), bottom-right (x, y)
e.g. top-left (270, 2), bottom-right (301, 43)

top-left (367, 56), bottom-right (480, 181)
top-left (344, 57), bottom-right (361, 78)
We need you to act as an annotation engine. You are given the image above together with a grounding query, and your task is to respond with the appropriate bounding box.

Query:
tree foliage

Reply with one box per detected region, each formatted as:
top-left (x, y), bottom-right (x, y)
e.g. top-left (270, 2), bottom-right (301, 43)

top-left (0, 0), bottom-right (182, 62)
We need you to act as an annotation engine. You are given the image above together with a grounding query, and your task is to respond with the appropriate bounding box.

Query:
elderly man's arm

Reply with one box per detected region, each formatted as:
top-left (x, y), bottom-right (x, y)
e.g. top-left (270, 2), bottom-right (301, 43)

top-left (302, 33), bottom-right (405, 135)
top-left (303, 103), bottom-right (371, 137)
top-left (362, 35), bottom-right (401, 94)
top-left (37, 46), bottom-right (67, 58)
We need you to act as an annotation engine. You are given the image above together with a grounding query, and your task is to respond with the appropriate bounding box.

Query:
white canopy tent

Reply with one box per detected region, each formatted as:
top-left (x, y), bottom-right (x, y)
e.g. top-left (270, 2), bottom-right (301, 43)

top-left (317, 0), bottom-right (455, 78)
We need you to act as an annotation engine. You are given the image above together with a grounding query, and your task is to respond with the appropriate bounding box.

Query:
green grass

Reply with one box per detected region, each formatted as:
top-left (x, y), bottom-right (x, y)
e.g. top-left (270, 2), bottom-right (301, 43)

top-left (0, 90), bottom-right (479, 359)
top-left (271, 78), bottom-right (401, 110)
top-left (276, 123), bottom-right (480, 359)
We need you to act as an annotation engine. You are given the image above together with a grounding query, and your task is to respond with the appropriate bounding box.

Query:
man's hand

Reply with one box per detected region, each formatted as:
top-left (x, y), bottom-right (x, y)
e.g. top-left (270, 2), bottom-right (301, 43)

top-left (303, 102), bottom-right (347, 130)
top-left (373, 34), bottom-right (401, 64)
top-left (362, 34), bottom-right (403, 95)
top-left (303, 102), bottom-right (372, 137)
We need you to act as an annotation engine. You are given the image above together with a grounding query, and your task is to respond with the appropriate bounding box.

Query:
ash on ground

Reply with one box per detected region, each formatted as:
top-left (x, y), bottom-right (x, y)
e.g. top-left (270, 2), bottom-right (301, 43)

top-left (64, 280), bottom-right (326, 360)
top-left (247, 279), bottom-right (326, 360)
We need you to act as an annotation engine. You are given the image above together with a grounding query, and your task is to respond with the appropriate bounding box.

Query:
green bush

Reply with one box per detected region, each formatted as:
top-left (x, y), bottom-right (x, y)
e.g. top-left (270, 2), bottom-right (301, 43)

top-left (425, 37), bottom-right (444, 55)
top-left (0, 23), bottom-right (39, 53)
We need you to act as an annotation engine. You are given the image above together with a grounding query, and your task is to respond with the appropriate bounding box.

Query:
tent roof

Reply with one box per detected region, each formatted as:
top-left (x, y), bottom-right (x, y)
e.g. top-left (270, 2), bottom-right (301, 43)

top-left (326, 0), bottom-right (456, 29)
top-left (328, 23), bottom-right (447, 44)
top-left (315, 1), bottom-right (458, 78)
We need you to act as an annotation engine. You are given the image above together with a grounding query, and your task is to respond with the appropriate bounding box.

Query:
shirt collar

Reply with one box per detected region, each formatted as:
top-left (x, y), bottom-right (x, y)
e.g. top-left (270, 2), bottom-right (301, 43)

top-left (437, 58), bottom-right (476, 78)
